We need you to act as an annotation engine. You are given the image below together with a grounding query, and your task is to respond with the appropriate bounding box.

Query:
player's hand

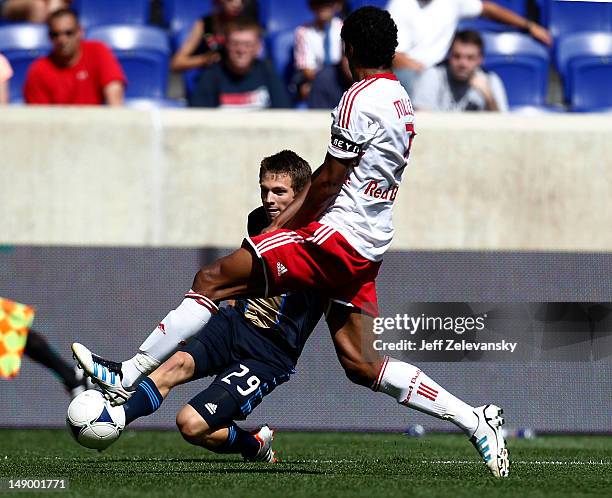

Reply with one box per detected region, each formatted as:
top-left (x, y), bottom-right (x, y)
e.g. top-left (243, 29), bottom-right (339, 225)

top-left (528, 23), bottom-right (552, 47)
top-left (393, 52), bottom-right (425, 72)
top-left (469, 71), bottom-right (493, 99)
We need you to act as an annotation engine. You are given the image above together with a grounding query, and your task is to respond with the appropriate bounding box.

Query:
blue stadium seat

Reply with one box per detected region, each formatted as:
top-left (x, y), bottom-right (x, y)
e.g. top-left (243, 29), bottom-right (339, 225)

top-left (172, 27), bottom-right (201, 100)
top-left (458, 18), bottom-right (520, 33)
top-left (489, 0), bottom-right (528, 16)
top-left (164, 0), bottom-right (212, 36)
top-left (0, 23), bottom-right (50, 103)
top-left (266, 28), bottom-right (296, 84)
top-left (76, 0), bottom-right (150, 30)
top-left (87, 25), bottom-right (170, 99)
top-left (548, 0), bottom-right (612, 39)
top-left (125, 97), bottom-right (187, 109)
top-left (556, 32), bottom-right (612, 111)
top-left (347, 0), bottom-right (389, 10)
top-left (259, 0), bottom-right (312, 34)
top-left (482, 32), bottom-right (550, 107)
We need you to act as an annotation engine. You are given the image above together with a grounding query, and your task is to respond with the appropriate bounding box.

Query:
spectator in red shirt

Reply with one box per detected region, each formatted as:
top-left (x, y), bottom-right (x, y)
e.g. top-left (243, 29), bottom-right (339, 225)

top-left (24, 8), bottom-right (126, 105)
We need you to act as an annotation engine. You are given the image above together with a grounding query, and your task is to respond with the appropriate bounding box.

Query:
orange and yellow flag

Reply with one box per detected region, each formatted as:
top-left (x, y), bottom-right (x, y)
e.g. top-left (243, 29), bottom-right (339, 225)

top-left (0, 297), bottom-right (35, 379)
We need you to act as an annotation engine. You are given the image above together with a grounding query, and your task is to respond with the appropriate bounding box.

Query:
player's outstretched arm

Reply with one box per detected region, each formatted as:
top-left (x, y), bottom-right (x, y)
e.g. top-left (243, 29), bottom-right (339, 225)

top-left (265, 153), bottom-right (350, 232)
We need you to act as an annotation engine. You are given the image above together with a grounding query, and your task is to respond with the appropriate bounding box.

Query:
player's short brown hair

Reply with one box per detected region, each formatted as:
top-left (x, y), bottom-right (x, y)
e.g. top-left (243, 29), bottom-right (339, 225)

top-left (452, 30), bottom-right (485, 55)
top-left (259, 150), bottom-right (311, 194)
top-left (47, 8), bottom-right (79, 28)
top-left (223, 16), bottom-right (262, 38)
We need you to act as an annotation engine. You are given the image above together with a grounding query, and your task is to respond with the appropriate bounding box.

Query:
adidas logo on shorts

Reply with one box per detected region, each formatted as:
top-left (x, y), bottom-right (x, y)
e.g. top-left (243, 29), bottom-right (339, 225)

top-left (205, 403), bottom-right (217, 415)
top-left (277, 262), bottom-right (288, 276)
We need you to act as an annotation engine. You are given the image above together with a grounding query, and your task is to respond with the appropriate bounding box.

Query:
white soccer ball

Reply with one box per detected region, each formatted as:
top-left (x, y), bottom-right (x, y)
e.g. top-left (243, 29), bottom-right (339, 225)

top-left (66, 389), bottom-right (125, 450)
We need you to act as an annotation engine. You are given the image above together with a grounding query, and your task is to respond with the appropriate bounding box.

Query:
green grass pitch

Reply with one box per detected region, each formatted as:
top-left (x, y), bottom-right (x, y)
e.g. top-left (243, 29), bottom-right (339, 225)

top-left (1, 429), bottom-right (610, 497)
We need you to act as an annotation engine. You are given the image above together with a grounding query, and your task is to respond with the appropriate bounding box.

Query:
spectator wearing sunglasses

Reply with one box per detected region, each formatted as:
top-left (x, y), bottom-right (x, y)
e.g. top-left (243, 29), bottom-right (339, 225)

top-left (24, 8), bottom-right (126, 105)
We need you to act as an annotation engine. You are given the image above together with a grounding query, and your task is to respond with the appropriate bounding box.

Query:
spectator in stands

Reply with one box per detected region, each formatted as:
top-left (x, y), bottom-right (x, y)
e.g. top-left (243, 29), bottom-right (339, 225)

top-left (412, 30), bottom-right (508, 112)
top-left (23, 8), bottom-right (126, 105)
top-left (294, 0), bottom-right (344, 102)
top-left (171, 0), bottom-right (258, 73)
top-left (387, 0), bottom-right (552, 93)
top-left (189, 18), bottom-right (290, 109)
top-left (2, 0), bottom-right (71, 23)
top-left (307, 54), bottom-right (351, 109)
top-left (0, 52), bottom-right (13, 104)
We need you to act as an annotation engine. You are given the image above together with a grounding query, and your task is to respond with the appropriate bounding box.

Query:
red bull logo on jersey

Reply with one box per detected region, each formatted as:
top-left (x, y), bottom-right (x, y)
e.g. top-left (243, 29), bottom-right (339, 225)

top-left (363, 180), bottom-right (399, 202)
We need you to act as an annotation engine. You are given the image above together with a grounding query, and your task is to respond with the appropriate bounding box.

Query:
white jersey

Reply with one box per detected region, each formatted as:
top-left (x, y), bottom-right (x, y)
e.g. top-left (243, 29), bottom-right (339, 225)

top-left (294, 17), bottom-right (343, 72)
top-left (319, 73), bottom-right (415, 262)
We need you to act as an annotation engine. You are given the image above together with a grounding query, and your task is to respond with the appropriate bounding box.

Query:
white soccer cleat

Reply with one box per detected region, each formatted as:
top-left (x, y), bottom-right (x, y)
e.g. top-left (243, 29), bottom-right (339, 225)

top-left (71, 343), bottom-right (134, 406)
top-left (470, 404), bottom-right (510, 478)
top-left (247, 425), bottom-right (277, 463)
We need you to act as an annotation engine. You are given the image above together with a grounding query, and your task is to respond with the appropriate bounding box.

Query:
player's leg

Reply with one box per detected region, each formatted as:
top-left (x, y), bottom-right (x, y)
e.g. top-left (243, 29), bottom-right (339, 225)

top-left (175, 385), bottom-right (275, 462)
top-left (24, 330), bottom-right (87, 398)
top-left (120, 310), bottom-right (237, 423)
top-left (327, 303), bottom-right (509, 477)
top-left (73, 246), bottom-right (264, 400)
top-left (120, 351), bottom-right (196, 425)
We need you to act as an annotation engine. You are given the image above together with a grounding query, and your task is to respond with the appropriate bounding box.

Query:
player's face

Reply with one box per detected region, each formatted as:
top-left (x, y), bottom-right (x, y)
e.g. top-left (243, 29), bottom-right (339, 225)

top-left (448, 41), bottom-right (483, 82)
top-left (225, 29), bottom-right (261, 75)
top-left (311, 2), bottom-right (341, 24)
top-left (217, 0), bottom-right (243, 17)
top-left (260, 173), bottom-right (296, 221)
top-left (49, 15), bottom-right (81, 61)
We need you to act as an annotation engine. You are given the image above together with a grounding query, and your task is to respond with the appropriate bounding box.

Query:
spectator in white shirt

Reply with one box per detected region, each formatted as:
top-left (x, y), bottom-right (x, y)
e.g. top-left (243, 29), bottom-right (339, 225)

top-left (412, 30), bottom-right (509, 112)
top-left (386, 0), bottom-right (551, 93)
top-left (294, 0), bottom-right (344, 101)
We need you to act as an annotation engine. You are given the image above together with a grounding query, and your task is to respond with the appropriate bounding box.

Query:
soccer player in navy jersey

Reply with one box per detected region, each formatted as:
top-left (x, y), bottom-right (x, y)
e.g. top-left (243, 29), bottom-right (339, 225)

top-left (74, 7), bottom-right (509, 477)
top-left (101, 150), bottom-right (324, 461)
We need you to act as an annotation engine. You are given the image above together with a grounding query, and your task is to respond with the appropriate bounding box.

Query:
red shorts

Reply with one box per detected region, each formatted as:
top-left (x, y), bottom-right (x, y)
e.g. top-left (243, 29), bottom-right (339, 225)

top-left (244, 222), bottom-right (381, 317)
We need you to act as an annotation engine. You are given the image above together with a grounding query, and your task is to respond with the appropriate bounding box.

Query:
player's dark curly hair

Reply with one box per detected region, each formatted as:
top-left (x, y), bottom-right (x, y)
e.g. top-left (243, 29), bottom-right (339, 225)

top-left (341, 6), bottom-right (397, 69)
top-left (259, 150), bottom-right (311, 193)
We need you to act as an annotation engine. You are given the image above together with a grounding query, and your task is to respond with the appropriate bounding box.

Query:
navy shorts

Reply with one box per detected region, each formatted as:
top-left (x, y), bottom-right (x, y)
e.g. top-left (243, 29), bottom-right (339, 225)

top-left (180, 307), bottom-right (294, 429)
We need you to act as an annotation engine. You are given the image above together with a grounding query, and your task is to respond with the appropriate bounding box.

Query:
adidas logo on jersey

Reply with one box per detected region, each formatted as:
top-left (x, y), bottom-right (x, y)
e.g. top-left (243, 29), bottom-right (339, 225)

top-left (205, 403), bottom-right (217, 415)
top-left (277, 262), bottom-right (288, 276)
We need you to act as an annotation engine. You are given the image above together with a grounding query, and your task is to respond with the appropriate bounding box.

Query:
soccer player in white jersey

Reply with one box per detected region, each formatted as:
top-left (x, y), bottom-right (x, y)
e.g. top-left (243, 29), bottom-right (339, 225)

top-left (73, 7), bottom-right (509, 477)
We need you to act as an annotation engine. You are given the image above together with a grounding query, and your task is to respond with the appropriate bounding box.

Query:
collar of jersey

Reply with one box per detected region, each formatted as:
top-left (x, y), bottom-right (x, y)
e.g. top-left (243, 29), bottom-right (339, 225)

top-left (364, 72), bottom-right (398, 81)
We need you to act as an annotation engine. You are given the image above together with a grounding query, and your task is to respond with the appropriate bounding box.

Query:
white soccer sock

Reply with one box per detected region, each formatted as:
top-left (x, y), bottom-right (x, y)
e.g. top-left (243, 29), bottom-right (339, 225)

top-left (374, 357), bottom-right (478, 435)
top-left (121, 291), bottom-right (218, 389)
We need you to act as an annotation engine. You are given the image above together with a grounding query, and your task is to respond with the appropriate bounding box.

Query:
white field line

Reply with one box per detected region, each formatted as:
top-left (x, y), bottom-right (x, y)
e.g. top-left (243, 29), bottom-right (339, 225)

top-left (422, 460), bottom-right (610, 466)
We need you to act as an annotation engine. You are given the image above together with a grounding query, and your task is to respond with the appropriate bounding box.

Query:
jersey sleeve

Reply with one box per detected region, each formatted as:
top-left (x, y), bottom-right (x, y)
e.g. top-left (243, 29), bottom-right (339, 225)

top-left (294, 26), bottom-right (315, 71)
top-left (23, 61), bottom-right (52, 104)
top-left (95, 42), bottom-right (127, 87)
top-left (327, 89), bottom-right (380, 160)
top-left (458, 0), bottom-right (483, 18)
top-left (412, 67), bottom-right (442, 111)
top-left (387, 0), bottom-right (414, 53)
top-left (489, 72), bottom-right (509, 112)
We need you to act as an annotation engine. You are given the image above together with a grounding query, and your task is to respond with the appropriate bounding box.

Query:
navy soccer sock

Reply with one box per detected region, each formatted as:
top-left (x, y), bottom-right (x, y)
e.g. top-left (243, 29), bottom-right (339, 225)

top-left (122, 378), bottom-right (164, 425)
top-left (212, 423), bottom-right (260, 459)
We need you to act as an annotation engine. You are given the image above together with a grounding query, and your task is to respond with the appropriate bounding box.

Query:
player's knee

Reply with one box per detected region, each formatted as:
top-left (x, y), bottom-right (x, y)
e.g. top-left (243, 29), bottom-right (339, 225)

top-left (165, 351), bottom-right (195, 378)
top-left (176, 406), bottom-right (210, 443)
top-left (338, 357), bottom-right (377, 387)
top-left (193, 264), bottom-right (223, 299)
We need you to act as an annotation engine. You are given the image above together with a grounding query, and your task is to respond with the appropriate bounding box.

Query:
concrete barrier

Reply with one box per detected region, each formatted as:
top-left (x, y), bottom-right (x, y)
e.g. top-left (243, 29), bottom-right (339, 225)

top-left (1, 108), bottom-right (611, 250)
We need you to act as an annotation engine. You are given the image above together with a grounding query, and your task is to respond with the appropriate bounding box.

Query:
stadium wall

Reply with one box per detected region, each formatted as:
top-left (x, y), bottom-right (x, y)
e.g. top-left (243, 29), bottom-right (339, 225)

top-left (1, 108), bottom-right (612, 250)
top-left (1, 109), bottom-right (611, 433)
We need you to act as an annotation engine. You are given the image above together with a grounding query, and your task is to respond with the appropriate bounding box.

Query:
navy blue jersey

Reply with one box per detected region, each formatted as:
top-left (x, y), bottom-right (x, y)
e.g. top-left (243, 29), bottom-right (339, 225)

top-left (234, 207), bottom-right (325, 363)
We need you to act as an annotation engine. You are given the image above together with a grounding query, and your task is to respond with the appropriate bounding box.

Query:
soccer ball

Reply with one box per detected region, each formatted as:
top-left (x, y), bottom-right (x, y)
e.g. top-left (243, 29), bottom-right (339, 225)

top-left (66, 389), bottom-right (125, 450)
